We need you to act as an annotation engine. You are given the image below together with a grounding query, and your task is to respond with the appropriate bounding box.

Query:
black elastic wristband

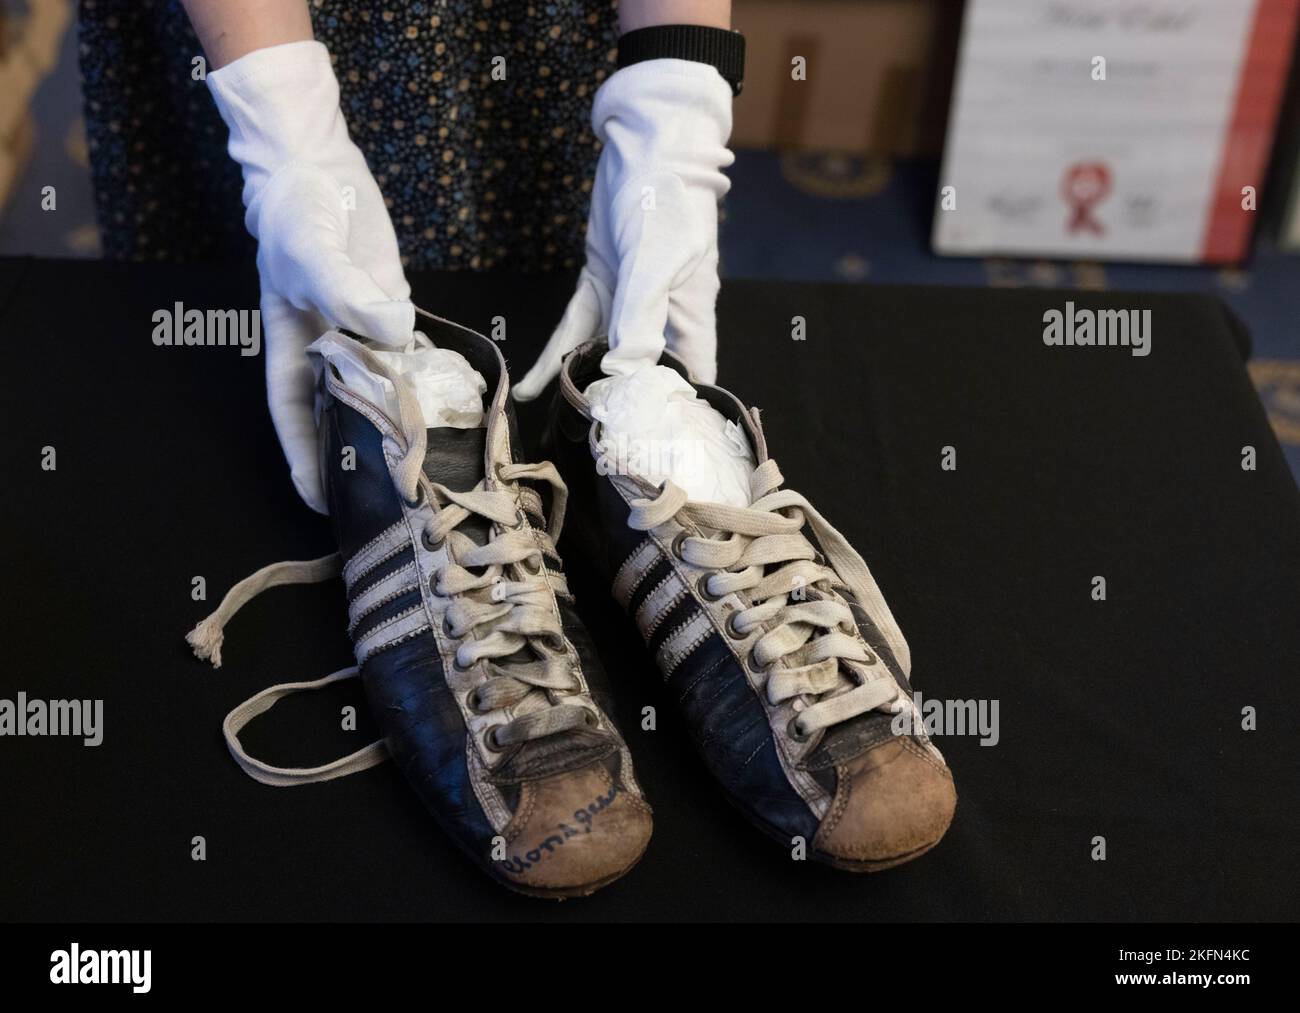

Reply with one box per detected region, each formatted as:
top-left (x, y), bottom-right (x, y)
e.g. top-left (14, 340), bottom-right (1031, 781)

top-left (617, 24), bottom-right (746, 96)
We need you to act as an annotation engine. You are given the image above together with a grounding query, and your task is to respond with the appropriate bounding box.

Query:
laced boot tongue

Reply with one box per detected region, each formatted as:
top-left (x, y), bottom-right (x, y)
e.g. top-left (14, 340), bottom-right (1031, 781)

top-left (425, 425), bottom-right (616, 776)
top-left (494, 718), bottom-right (615, 782)
top-left (801, 612), bottom-right (903, 768)
top-left (423, 426), bottom-right (492, 544)
top-left (423, 423), bottom-right (523, 656)
top-left (703, 480), bottom-right (899, 765)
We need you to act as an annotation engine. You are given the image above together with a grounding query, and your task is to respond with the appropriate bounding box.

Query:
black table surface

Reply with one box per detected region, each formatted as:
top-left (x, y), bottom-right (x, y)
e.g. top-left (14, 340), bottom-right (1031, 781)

top-left (1, 255), bottom-right (1296, 922)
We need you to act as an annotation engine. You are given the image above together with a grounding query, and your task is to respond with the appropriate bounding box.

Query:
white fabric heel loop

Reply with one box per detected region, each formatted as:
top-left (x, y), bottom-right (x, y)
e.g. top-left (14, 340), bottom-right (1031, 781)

top-left (222, 666), bottom-right (389, 787)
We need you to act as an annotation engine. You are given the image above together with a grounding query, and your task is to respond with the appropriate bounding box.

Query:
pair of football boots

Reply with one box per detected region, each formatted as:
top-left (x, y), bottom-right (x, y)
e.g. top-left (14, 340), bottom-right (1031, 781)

top-left (191, 314), bottom-right (955, 898)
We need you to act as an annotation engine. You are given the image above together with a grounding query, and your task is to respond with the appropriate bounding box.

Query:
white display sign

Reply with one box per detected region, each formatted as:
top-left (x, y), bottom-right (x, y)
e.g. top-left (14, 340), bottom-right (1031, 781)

top-left (933, 0), bottom-right (1297, 263)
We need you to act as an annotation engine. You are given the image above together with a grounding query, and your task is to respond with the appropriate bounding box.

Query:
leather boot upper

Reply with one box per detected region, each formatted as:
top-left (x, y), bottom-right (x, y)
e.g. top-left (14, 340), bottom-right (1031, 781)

top-left (319, 318), bottom-right (651, 895)
top-left (542, 341), bottom-right (954, 869)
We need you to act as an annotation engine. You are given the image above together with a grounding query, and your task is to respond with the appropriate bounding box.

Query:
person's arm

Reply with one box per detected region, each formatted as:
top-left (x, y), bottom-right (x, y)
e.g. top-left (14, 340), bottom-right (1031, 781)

top-left (620, 0), bottom-right (731, 32)
top-left (514, 1), bottom-right (739, 398)
top-left (180, 0), bottom-right (313, 69)
top-left (183, 0), bottom-right (413, 514)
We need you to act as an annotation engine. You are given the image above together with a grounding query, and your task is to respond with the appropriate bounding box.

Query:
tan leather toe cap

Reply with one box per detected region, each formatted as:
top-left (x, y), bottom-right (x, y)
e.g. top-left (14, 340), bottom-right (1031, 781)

top-left (813, 737), bottom-right (956, 871)
top-left (497, 762), bottom-right (652, 897)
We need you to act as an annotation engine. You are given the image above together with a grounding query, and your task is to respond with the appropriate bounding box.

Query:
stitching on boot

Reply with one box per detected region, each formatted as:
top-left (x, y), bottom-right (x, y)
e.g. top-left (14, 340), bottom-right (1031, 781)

top-left (901, 734), bottom-right (952, 776)
top-left (504, 780), bottom-right (539, 847)
top-left (818, 763), bottom-right (854, 839)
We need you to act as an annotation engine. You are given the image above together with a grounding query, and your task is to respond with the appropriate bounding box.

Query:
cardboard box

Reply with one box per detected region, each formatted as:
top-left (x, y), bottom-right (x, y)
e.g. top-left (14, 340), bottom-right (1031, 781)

top-left (732, 0), bottom-right (962, 154)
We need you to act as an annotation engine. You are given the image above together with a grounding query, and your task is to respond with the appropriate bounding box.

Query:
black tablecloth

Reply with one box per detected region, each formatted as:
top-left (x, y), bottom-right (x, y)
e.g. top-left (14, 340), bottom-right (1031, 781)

top-left (1, 256), bottom-right (1296, 922)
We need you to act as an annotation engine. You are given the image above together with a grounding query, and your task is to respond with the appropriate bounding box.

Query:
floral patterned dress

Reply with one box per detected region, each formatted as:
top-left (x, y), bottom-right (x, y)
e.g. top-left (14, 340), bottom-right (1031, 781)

top-left (77, 0), bottom-right (617, 272)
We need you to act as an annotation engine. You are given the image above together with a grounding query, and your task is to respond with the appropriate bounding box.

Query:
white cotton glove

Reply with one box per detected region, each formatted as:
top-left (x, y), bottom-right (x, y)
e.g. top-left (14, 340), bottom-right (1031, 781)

top-left (208, 40), bottom-right (415, 513)
top-left (513, 59), bottom-right (734, 401)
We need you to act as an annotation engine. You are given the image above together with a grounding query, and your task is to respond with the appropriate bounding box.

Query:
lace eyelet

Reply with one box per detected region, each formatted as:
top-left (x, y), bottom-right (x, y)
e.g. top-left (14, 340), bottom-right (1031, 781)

top-left (745, 652), bottom-right (765, 675)
top-left (520, 555), bottom-right (543, 576)
top-left (421, 528), bottom-right (443, 552)
top-left (697, 573), bottom-right (723, 602)
top-left (466, 688), bottom-right (486, 713)
top-left (404, 486), bottom-right (427, 510)
top-left (443, 615), bottom-right (456, 639)
top-left (725, 612), bottom-right (747, 640)
top-left (582, 708), bottom-right (599, 728)
top-left (540, 632), bottom-right (566, 654)
top-left (483, 726), bottom-right (505, 752)
top-left (787, 717), bottom-right (810, 742)
top-left (670, 531), bottom-right (688, 559)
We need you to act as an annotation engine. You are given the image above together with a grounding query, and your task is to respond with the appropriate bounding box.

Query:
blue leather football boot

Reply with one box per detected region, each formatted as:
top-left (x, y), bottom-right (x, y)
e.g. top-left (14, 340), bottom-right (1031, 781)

top-left (190, 317), bottom-right (652, 898)
top-left (540, 341), bottom-right (955, 871)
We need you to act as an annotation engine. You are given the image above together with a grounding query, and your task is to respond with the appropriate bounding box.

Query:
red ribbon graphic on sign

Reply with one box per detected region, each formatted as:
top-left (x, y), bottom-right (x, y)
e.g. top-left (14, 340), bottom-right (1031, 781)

top-left (1062, 162), bottom-right (1111, 236)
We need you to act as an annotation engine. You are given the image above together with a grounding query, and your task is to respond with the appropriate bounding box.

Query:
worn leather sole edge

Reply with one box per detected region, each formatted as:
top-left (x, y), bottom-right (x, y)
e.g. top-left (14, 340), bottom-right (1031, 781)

top-left (811, 836), bottom-right (945, 873)
top-left (493, 836), bottom-right (653, 901)
top-left (719, 774), bottom-right (954, 874)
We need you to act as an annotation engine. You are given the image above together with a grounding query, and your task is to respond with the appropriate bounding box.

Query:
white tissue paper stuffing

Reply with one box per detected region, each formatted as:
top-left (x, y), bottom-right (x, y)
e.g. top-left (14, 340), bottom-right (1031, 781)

top-left (309, 330), bottom-right (486, 429)
top-left (585, 365), bottom-right (755, 507)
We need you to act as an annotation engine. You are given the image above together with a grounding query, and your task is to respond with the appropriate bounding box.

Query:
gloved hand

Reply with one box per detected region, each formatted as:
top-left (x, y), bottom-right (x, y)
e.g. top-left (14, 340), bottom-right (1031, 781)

top-left (513, 59), bottom-right (733, 401)
top-left (208, 40), bottom-right (414, 513)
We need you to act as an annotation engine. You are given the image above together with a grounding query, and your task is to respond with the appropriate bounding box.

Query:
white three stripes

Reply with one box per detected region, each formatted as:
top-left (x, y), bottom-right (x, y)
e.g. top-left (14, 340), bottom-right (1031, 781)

top-left (613, 536), bottom-right (712, 675)
top-left (344, 518), bottom-right (430, 664)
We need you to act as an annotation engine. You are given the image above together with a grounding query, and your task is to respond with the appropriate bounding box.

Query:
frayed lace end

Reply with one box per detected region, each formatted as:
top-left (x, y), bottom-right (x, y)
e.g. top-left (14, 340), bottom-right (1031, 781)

top-left (186, 616), bottom-right (226, 668)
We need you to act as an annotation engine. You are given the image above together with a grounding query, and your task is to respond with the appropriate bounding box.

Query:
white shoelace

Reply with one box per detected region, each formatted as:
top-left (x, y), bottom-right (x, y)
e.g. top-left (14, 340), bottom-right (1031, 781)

top-left (414, 461), bottom-right (595, 747)
top-left (187, 335), bottom-right (592, 785)
top-left (626, 458), bottom-right (908, 741)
